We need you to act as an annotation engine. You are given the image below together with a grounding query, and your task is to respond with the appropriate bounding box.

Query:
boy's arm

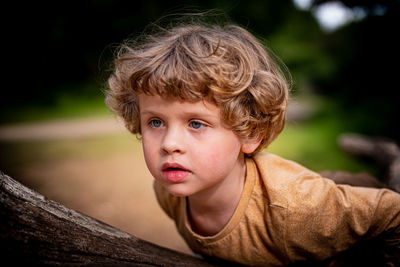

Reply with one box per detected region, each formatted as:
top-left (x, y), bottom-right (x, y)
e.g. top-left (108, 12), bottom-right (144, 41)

top-left (284, 176), bottom-right (400, 263)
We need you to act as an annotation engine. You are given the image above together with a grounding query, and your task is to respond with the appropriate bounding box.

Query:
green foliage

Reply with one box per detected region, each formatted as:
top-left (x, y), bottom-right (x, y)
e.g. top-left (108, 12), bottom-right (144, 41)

top-left (267, 96), bottom-right (376, 174)
top-left (0, 82), bottom-right (110, 124)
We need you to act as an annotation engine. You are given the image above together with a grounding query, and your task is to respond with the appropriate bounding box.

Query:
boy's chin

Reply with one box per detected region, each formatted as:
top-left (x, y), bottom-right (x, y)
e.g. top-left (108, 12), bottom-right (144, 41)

top-left (164, 184), bottom-right (193, 197)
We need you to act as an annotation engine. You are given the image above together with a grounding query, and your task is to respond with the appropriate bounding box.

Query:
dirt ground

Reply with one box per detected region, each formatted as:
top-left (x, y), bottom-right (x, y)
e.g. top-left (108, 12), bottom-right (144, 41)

top-left (0, 116), bottom-right (193, 255)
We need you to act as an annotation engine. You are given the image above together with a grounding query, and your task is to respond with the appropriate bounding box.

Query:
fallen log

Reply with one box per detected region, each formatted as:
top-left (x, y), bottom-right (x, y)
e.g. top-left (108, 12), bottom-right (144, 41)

top-left (2, 171), bottom-right (395, 267)
top-left (0, 172), bottom-right (232, 266)
top-left (318, 170), bottom-right (387, 189)
top-left (338, 133), bottom-right (400, 192)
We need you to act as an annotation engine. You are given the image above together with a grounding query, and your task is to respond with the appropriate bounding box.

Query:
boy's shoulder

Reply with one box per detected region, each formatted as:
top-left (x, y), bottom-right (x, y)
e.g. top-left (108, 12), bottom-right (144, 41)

top-left (251, 152), bottom-right (397, 213)
top-left (252, 152), bottom-right (332, 208)
top-left (252, 152), bottom-right (322, 187)
top-left (252, 153), bottom-right (400, 263)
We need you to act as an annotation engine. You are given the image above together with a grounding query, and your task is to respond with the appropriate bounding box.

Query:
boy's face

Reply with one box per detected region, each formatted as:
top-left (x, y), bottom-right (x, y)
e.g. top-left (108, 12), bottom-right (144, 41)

top-left (139, 94), bottom-right (248, 197)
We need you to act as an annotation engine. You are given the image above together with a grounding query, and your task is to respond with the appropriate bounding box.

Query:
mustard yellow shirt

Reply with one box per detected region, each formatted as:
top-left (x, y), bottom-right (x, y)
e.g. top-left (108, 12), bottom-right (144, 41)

top-left (153, 152), bottom-right (400, 266)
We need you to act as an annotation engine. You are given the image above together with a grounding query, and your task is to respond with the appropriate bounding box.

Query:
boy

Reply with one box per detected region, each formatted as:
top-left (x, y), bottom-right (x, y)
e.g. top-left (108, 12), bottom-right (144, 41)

top-left (106, 21), bottom-right (400, 266)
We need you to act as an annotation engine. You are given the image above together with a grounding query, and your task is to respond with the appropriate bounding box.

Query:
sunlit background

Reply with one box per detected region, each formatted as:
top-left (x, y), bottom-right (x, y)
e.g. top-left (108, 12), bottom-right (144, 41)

top-left (1, 0), bottom-right (398, 255)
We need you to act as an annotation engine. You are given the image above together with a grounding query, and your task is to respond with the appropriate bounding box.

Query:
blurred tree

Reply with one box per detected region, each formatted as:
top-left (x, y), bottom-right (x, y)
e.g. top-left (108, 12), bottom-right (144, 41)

top-left (310, 0), bottom-right (400, 141)
top-left (4, 0), bottom-right (303, 108)
top-left (9, 0), bottom-right (397, 145)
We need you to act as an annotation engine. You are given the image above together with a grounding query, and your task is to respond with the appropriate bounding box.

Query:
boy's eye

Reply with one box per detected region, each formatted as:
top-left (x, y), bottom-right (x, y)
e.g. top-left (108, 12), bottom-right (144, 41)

top-left (149, 119), bottom-right (163, 128)
top-left (189, 121), bottom-right (205, 129)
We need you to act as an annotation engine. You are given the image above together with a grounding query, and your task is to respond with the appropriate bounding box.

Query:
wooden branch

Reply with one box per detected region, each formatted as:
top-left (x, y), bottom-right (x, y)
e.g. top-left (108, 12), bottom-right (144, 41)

top-left (318, 170), bottom-right (387, 189)
top-left (0, 172), bottom-right (229, 266)
top-left (338, 133), bottom-right (400, 167)
top-left (338, 133), bottom-right (400, 192)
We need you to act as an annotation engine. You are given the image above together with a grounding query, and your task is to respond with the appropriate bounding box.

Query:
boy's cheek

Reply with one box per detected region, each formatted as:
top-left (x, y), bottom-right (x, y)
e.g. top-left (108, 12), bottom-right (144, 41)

top-left (142, 141), bottom-right (158, 169)
top-left (204, 150), bottom-right (228, 169)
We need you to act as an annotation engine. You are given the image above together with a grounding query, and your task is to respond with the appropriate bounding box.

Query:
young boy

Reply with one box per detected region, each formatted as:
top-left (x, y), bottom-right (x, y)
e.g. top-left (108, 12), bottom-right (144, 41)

top-left (106, 21), bottom-right (400, 266)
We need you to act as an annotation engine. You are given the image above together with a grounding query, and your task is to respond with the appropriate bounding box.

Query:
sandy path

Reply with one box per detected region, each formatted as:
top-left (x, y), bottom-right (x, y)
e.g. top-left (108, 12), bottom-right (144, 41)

top-left (0, 116), bottom-right (126, 141)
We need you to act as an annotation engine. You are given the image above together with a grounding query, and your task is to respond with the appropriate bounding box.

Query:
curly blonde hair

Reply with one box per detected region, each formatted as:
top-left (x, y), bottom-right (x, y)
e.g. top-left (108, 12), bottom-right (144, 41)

top-left (106, 22), bottom-right (289, 154)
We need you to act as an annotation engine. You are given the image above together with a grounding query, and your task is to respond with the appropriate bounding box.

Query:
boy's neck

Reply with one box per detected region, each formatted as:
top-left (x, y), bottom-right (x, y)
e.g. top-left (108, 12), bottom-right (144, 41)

top-left (187, 156), bottom-right (247, 236)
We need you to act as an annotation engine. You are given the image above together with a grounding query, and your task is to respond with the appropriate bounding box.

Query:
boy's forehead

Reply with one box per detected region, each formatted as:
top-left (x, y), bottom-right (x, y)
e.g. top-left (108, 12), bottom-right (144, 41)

top-left (138, 93), bottom-right (220, 115)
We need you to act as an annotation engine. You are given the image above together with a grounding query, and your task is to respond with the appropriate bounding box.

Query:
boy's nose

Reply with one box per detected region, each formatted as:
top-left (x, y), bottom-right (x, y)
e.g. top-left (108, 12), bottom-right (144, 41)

top-left (161, 127), bottom-right (185, 154)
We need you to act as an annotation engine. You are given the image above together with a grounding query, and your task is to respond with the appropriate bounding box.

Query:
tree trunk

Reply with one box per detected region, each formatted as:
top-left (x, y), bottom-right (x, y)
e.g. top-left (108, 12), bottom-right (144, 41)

top-left (0, 172), bottom-right (231, 266)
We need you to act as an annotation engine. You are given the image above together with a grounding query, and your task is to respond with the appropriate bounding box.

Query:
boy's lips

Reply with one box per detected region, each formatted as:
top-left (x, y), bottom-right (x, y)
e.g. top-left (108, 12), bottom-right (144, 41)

top-left (162, 163), bottom-right (191, 183)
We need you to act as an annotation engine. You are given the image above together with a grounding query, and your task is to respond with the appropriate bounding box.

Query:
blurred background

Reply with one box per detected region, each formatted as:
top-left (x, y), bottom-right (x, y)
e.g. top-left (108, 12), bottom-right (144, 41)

top-left (1, 0), bottom-right (398, 255)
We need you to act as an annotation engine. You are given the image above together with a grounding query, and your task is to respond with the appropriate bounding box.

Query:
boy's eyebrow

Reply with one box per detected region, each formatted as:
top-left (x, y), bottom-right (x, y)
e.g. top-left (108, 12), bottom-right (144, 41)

top-left (181, 110), bottom-right (216, 117)
top-left (140, 110), bottom-right (159, 116)
top-left (140, 110), bottom-right (218, 120)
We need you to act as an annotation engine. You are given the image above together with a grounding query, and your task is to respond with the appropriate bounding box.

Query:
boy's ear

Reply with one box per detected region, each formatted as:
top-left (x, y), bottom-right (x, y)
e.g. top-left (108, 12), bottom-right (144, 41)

top-left (241, 138), bottom-right (262, 154)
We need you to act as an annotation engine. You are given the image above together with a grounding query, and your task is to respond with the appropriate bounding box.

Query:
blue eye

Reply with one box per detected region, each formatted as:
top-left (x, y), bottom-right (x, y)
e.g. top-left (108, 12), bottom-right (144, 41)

top-left (150, 119), bottom-right (163, 128)
top-left (190, 121), bottom-right (204, 129)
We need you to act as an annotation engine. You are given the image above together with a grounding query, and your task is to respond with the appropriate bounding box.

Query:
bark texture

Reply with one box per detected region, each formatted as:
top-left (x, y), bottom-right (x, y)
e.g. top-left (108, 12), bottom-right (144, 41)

top-left (0, 172), bottom-right (234, 266)
top-left (337, 133), bottom-right (400, 192)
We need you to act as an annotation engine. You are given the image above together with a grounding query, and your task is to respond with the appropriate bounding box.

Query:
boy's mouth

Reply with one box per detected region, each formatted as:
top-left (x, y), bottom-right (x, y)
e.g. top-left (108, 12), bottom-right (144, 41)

top-left (162, 163), bottom-right (190, 182)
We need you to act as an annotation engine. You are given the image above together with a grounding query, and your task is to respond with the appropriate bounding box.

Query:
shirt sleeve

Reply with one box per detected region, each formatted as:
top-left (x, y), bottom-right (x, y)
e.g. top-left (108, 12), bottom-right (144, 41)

top-left (283, 174), bottom-right (400, 262)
